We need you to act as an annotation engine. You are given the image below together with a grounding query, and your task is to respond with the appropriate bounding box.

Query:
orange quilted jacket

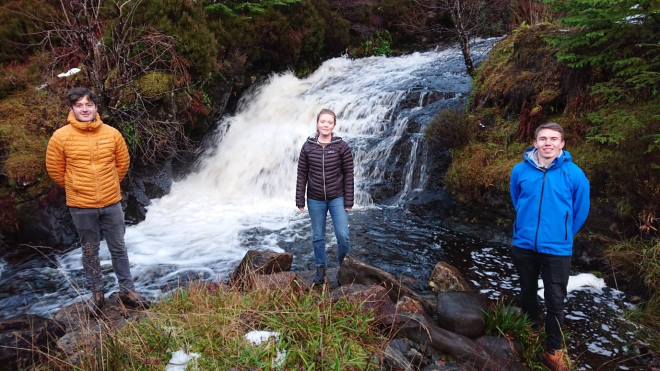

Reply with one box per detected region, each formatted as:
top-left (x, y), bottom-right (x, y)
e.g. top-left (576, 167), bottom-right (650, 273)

top-left (45, 112), bottom-right (130, 208)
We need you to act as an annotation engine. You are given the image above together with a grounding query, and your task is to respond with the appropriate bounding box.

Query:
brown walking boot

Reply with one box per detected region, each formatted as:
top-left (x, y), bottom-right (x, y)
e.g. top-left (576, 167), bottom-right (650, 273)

top-left (542, 349), bottom-right (570, 371)
top-left (118, 291), bottom-right (151, 309)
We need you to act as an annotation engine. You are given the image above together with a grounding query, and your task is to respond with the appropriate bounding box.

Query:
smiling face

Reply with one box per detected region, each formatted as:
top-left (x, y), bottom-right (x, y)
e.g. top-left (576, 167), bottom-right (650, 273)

top-left (316, 113), bottom-right (336, 138)
top-left (70, 95), bottom-right (97, 122)
top-left (534, 128), bottom-right (565, 165)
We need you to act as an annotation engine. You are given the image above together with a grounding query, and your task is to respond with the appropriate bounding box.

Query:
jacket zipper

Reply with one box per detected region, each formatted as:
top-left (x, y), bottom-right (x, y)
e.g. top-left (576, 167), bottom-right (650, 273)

top-left (564, 211), bottom-right (569, 240)
top-left (322, 144), bottom-right (327, 200)
top-left (533, 170), bottom-right (547, 252)
top-left (87, 129), bottom-right (101, 207)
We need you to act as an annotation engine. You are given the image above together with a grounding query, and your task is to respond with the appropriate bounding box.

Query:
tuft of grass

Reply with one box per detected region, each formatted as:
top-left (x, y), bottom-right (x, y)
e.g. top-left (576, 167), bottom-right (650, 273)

top-left (41, 280), bottom-right (388, 370)
top-left (484, 298), bottom-right (547, 370)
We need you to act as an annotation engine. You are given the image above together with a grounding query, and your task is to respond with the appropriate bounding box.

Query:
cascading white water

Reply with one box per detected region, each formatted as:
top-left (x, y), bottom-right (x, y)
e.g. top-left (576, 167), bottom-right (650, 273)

top-left (57, 39), bottom-right (498, 296)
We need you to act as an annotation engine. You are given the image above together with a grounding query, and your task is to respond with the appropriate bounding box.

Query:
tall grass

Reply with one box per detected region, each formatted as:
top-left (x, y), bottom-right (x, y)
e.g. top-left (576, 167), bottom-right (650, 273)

top-left (40, 280), bottom-right (387, 370)
top-left (606, 235), bottom-right (660, 352)
top-left (484, 299), bottom-right (548, 370)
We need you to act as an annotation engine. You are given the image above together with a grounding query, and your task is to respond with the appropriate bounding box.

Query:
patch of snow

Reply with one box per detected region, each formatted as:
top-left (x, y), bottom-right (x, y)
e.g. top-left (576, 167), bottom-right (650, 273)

top-left (57, 68), bottom-right (81, 78)
top-left (166, 349), bottom-right (200, 371)
top-left (245, 330), bottom-right (286, 367)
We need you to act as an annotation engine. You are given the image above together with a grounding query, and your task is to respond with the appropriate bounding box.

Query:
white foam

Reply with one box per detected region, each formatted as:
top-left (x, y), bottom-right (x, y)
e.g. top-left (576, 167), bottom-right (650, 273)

top-left (537, 273), bottom-right (606, 297)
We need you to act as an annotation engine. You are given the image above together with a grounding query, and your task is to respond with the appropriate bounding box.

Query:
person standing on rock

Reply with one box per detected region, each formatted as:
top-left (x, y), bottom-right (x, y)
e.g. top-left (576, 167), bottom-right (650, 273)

top-left (510, 122), bottom-right (590, 371)
top-left (45, 87), bottom-right (149, 316)
top-left (296, 108), bottom-right (354, 284)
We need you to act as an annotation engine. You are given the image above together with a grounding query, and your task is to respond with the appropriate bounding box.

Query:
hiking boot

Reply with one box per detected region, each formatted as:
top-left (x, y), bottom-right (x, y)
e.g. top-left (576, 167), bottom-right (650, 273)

top-left (119, 291), bottom-right (151, 309)
top-left (312, 265), bottom-right (326, 284)
top-left (88, 290), bottom-right (105, 317)
top-left (542, 349), bottom-right (570, 371)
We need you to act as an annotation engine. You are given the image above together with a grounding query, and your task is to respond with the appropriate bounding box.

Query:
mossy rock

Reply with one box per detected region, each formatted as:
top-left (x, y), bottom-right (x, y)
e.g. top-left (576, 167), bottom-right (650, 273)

top-left (134, 72), bottom-right (174, 98)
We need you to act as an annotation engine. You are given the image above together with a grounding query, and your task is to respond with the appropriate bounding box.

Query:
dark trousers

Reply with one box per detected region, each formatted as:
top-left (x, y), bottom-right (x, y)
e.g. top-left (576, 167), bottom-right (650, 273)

top-left (511, 246), bottom-right (571, 353)
top-left (69, 202), bottom-right (135, 293)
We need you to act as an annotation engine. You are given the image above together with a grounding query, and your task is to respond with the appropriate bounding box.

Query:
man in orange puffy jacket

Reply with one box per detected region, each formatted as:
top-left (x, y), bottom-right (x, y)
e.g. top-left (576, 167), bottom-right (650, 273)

top-left (46, 87), bottom-right (148, 315)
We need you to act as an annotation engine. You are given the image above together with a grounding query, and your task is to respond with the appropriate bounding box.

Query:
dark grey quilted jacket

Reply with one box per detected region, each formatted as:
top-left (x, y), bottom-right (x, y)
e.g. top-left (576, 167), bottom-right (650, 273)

top-left (295, 135), bottom-right (354, 209)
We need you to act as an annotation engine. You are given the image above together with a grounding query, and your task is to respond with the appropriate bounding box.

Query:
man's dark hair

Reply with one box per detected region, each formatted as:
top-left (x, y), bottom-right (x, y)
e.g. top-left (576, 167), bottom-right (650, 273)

top-left (534, 122), bottom-right (564, 141)
top-left (67, 87), bottom-right (99, 108)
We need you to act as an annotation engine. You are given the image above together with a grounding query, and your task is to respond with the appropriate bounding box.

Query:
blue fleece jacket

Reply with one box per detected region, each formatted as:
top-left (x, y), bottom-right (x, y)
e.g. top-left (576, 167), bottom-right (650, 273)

top-left (510, 148), bottom-right (590, 256)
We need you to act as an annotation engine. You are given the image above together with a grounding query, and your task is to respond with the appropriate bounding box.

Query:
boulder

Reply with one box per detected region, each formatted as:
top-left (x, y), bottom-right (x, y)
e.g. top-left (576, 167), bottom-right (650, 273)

top-left (384, 339), bottom-right (414, 371)
top-left (337, 254), bottom-right (434, 315)
top-left (475, 336), bottom-right (522, 363)
top-left (330, 284), bottom-right (397, 320)
top-left (0, 314), bottom-right (66, 370)
top-left (392, 311), bottom-right (526, 371)
top-left (15, 192), bottom-right (77, 249)
top-left (228, 250), bottom-right (293, 288)
top-left (54, 292), bottom-right (148, 365)
top-left (124, 162), bottom-right (174, 224)
top-left (435, 292), bottom-right (490, 339)
top-left (251, 271), bottom-right (298, 290)
top-left (330, 284), bottom-right (525, 371)
top-left (428, 261), bottom-right (472, 292)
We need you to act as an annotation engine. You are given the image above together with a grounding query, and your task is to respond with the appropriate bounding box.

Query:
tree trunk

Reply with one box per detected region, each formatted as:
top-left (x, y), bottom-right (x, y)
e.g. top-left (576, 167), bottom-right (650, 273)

top-left (458, 32), bottom-right (475, 77)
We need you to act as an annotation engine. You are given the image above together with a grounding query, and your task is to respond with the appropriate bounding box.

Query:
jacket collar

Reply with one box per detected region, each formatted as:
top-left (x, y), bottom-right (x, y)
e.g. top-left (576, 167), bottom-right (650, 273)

top-left (67, 111), bottom-right (103, 132)
top-left (523, 147), bottom-right (571, 170)
top-left (307, 133), bottom-right (343, 144)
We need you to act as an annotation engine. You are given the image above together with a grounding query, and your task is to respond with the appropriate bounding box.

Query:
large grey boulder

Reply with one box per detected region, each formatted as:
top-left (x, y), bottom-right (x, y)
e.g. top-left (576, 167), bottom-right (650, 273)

top-left (435, 291), bottom-right (490, 339)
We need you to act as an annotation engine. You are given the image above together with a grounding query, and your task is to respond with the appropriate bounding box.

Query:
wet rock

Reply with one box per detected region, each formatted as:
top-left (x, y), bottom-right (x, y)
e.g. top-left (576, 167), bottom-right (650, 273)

top-left (475, 336), bottom-right (522, 362)
top-left (228, 250), bottom-right (293, 288)
top-left (54, 292), bottom-right (147, 365)
top-left (435, 292), bottom-right (490, 339)
top-left (393, 311), bottom-right (526, 371)
top-left (330, 284), bottom-right (397, 320)
top-left (124, 162), bottom-right (174, 224)
top-left (422, 361), bottom-right (463, 371)
top-left (384, 339), bottom-right (414, 371)
top-left (251, 271), bottom-right (298, 290)
top-left (337, 254), bottom-right (434, 315)
top-left (428, 261), bottom-right (472, 292)
top-left (15, 193), bottom-right (77, 249)
top-left (0, 314), bottom-right (66, 370)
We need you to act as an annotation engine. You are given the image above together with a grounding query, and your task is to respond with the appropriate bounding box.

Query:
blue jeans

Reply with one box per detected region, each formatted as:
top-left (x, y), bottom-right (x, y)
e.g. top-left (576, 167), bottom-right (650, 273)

top-left (69, 202), bottom-right (136, 293)
top-left (511, 246), bottom-right (571, 353)
top-left (307, 197), bottom-right (350, 266)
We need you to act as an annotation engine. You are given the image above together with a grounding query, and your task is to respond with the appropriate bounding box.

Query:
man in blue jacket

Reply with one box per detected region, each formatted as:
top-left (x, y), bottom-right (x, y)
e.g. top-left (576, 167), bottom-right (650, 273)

top-left (510, 122), bottom-right (590, 371)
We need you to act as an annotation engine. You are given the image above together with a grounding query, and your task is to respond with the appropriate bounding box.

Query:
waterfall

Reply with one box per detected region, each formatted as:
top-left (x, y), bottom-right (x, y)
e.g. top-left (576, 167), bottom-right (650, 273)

top-left (56, 39), bottom-right (498, 296)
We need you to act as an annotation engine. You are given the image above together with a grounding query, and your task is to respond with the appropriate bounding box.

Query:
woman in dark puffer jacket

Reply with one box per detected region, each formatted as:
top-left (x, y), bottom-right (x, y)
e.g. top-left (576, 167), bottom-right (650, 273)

top-left (296, 109), bottom-right (354, 284)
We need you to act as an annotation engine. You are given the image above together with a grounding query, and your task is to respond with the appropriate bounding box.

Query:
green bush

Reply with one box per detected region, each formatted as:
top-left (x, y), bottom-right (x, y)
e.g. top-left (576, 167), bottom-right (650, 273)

top-left (425, 108), bottom-right (476, 149)
top-left (137, 0), bottom-right (219, 77)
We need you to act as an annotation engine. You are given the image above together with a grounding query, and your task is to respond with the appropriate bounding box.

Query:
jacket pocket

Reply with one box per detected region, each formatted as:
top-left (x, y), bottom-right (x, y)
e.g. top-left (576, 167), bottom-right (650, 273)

top-left (564, 211), bottom-right (569, 240)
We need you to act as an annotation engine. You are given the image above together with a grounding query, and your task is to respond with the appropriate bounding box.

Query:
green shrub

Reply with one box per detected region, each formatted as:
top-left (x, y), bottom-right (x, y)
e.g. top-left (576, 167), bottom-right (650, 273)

top-left (445, 140), bottom-right (525, 203)
top-left (138, 0), bottom-right (219, 77)
top-left (349, 30), bottom-right (393, 58)
top-left (425, 108), bottom-right (476, 149)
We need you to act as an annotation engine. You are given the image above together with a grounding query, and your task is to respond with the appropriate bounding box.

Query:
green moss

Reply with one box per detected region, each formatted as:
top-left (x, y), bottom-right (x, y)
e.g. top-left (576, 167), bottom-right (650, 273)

top-left (134, 72), bottom-right (174, 98)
